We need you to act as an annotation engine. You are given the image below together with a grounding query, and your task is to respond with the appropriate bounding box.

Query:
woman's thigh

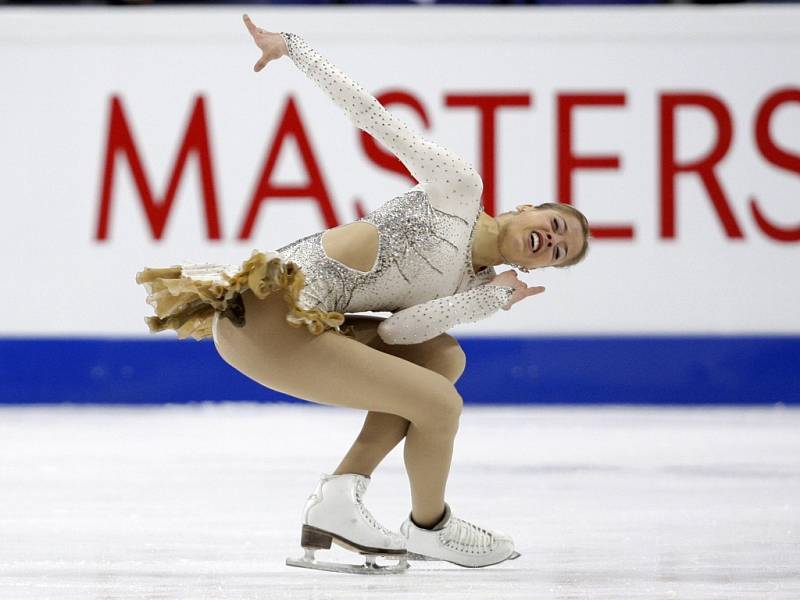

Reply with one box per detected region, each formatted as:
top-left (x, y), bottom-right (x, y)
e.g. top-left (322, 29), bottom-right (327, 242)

top-left (343, 315), bottom-right (467, 384)
top-left (212, 290), bottom-right (462, 426)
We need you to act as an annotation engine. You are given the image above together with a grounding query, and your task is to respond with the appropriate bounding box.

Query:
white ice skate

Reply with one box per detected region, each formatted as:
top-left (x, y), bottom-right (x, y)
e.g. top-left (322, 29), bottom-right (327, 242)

top-left (285, 473), bottom-right (409, 574)
top-left (400, 503), bottom-right (521, 568)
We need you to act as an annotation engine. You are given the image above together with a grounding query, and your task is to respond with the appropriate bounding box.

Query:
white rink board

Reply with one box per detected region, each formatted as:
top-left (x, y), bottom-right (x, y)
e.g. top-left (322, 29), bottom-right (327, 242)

top-left (1, 7), bottom-right (799, 336)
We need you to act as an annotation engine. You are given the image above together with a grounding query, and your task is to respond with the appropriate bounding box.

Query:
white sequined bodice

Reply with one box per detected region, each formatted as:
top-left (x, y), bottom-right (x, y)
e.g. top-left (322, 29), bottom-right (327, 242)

top-left (268, 32), bottom-right (513, 344)
top-left (277, 189), bottom-right (492, 315)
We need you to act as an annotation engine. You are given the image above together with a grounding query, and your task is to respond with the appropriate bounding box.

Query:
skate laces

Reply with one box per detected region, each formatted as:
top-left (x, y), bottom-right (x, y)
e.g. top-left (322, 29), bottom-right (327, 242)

top-left (354, 477), bottom-right (395, 538)
top-left (444, 516), bottom-right (494, 552)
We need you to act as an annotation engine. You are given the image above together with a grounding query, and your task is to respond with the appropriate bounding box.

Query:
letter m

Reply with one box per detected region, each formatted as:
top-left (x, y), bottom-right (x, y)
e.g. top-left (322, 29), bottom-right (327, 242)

top-left (95, 95), bottom-right (221, 240)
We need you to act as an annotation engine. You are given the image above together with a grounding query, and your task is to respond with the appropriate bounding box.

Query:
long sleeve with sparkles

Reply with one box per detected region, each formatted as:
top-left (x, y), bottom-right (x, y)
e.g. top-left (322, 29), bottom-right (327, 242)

top-left (273, 33), bottom-right (510, 345)
top-left (280, 32), bottom-right (482, 219)
top-left (377, 283), bottom-right (514, 345)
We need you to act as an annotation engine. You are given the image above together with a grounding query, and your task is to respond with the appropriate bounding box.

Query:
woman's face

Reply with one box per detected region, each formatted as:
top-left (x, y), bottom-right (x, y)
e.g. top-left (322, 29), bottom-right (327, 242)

top-left (498, 205), bottom-right (586, 269)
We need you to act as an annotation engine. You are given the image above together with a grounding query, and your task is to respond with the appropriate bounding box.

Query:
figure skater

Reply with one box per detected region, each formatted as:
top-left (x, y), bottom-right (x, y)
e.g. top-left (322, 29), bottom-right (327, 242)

top-left (136, 15), bottom-right (590, 574)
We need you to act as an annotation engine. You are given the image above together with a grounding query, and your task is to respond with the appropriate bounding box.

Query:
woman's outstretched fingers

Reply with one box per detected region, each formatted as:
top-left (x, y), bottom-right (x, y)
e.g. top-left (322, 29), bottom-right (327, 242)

top-left (526, 286), bottom-right (545, 297)
top-left (242, 15), bottom-right (287, 72)
top-left (243, 14), bottom-right (257, 37)
top-left (502, 284), bottom-right (545, 310)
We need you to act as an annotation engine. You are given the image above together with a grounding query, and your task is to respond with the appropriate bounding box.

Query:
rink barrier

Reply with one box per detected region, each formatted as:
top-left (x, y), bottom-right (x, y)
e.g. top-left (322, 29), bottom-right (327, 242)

top-left (2, 8), bottom-right (800, 339)
top-left (1, 336), bottom-right (797, 405)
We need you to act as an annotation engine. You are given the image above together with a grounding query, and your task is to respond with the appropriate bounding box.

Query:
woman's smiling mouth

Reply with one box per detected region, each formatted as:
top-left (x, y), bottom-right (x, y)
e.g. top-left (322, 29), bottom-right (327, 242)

top-left (529, 231), bottom-right (542, 254)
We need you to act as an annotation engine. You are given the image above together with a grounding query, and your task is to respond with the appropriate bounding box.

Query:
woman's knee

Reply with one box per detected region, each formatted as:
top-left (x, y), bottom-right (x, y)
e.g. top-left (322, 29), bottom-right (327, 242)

top-left (434, 334), bottom-right (467, 383)
top-left (413, 378), bottom-right (463, 435)
top-left (345, 316), bottom-right (467, 384)
top-left (412, 334), bottom-right (467, 384)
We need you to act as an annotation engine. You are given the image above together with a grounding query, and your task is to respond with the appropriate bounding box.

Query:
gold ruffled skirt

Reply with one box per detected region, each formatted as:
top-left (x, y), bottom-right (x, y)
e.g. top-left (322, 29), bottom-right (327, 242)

top-left (136, 250), bottom-right (347, 341)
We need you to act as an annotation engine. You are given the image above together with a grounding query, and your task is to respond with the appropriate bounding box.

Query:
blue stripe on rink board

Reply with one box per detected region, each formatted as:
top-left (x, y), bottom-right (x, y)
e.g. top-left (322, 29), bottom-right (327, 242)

top-left (0, 336), bottom-right (798, 406)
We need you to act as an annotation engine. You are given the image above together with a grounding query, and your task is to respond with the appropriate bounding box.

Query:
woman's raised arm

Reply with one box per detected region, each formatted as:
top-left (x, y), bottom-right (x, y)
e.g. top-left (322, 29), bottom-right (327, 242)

top-left (243, 15), bottom-right (482, 215)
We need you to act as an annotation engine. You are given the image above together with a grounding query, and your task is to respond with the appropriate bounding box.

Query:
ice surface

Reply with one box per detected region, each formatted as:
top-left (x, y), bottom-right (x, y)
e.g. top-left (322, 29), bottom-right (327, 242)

top-left (0, 404), bottom-right (798, 599)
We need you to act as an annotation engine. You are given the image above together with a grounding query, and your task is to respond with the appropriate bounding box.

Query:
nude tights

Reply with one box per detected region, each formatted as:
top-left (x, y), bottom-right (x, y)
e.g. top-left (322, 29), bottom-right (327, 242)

top-left (212, 290), bottom-right (467, 528)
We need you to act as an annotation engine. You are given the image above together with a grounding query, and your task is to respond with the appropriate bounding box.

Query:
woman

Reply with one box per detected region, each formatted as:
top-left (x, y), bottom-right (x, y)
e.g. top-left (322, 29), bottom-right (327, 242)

top-left (137, 15), bottom-right (589, 574)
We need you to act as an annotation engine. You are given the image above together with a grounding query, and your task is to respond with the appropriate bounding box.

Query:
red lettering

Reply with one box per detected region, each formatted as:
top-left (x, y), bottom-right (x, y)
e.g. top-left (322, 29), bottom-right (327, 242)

top-left (96, 95), bottom-right (221, 240)
top-left (557, 93), bottom-right (631, 239)
top-left (750, 88), bottom-right (800, 242)
top-left (659, 93), bottom-right (742, 239)
top-left (238, 97), bottom-right (338, 239)
top-left (360, 90), bottom-right (429, 185)
top-left (353, 197), bottom-right (368, 220)
top-left (446, 93), bottom-right (531, 216)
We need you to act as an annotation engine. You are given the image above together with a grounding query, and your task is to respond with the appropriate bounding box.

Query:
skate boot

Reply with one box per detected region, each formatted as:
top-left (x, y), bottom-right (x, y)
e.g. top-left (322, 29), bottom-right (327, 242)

top-left (286, 473), bottom-right (409, 574)
top-left (400, 503), bottom-right (521, 568)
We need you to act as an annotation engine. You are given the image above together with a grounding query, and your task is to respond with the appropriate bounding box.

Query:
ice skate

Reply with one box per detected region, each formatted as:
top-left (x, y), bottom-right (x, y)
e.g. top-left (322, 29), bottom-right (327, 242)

top-left (285, 473), bottom-right (409, 574)
top-left (400, 503), bottom-right (521, 568)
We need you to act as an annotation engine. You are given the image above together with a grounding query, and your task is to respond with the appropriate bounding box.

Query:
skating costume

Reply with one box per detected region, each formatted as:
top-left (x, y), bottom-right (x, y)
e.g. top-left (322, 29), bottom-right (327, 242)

top-left (137, 32), bottom-right (514, 345)
top-left (138, 32), bottom-right (522, 572)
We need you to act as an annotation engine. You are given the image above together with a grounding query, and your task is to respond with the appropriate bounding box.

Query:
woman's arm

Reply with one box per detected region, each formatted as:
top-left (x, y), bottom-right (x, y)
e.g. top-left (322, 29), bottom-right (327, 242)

top-left (376, 269), bottom-right (544, 345)
top-left (377, 284), bottom-right (514, 345)
top-left (279, 32), bottom-right (482, 200)
top-left (243, 16), bottom-right (482, 214)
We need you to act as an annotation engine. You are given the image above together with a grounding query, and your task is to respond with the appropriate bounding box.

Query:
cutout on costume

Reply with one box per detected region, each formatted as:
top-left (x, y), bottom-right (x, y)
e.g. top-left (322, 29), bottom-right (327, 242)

top-left (320, 221), bottom-right (379, 273)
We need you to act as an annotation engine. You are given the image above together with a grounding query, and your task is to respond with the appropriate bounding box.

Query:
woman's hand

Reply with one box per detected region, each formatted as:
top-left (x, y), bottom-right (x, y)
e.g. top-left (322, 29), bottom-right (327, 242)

top-left (242, 14), bottom-right (289, 72)
top-left (489, 270), bottom-right (545, 311)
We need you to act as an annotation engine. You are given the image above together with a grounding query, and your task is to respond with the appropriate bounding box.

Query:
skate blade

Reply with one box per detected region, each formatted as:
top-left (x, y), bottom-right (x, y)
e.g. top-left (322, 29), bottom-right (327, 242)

top-left (286, 554), bottom-right (409, 575)
top-left (406, 551), bottom-right (441, 562)
top-left (406, 550), bottom-right (522, 566)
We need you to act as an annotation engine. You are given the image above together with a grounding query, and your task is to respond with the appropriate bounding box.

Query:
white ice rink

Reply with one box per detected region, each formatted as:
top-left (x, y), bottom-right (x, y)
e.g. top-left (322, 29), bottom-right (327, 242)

top-left (0, 405), bottom-right (798, 599)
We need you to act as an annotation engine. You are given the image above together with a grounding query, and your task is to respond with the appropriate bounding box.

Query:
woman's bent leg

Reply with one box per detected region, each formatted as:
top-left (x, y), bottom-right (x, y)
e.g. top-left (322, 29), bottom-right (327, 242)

top-left (332, 316), bottom-right (467, 482)
top-left (213, 291), bottom-right (461, 528)
top-left (333, 411), bottom-right (410, 477)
